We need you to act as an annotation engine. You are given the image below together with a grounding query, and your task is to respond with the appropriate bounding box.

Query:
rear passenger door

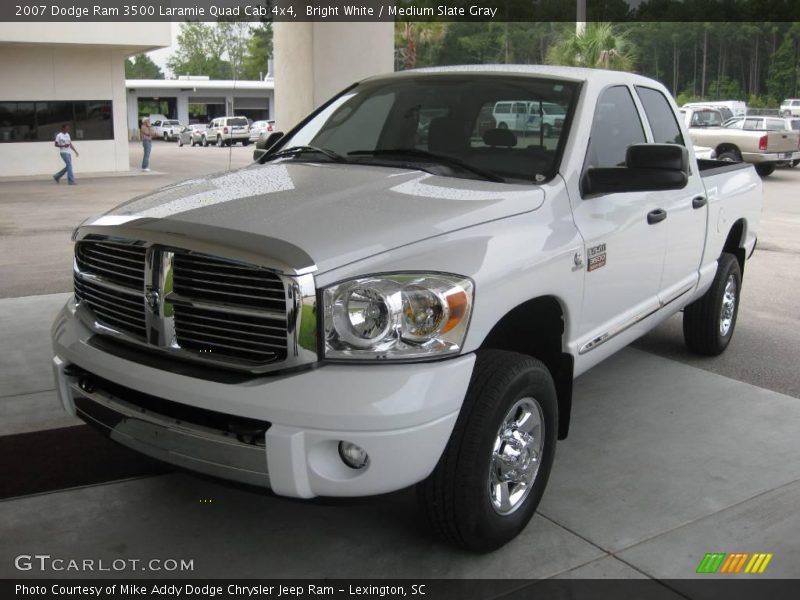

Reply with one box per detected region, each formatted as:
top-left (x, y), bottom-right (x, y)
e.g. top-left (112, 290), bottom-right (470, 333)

top-left (635, 86), bottom-right (708, 305)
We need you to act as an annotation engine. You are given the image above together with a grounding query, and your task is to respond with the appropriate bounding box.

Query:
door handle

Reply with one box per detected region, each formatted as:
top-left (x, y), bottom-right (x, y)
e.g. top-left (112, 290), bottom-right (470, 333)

top-left (647, 209), bottom-right (667, 225)
top-left (692, 195), bottom-right (708, 209)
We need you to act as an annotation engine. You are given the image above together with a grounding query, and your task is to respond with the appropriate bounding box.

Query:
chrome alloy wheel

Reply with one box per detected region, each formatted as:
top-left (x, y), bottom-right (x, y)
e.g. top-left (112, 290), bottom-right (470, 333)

top-left (489, 397), bottom-right (545, 515)
top-left (720, 274), bottom-right (737, 336)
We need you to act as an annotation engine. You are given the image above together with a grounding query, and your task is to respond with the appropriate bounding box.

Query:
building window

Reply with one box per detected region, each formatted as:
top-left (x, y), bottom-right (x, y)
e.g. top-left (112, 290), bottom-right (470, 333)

top-left (0, 100), bottom-right (114, 143)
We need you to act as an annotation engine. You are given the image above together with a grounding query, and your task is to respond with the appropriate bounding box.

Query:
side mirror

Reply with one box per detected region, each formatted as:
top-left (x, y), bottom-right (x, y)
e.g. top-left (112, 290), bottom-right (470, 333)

top-left (253, 131), bottom-right (283, 161)
top-left (582, 144), bottom-right (689, 197)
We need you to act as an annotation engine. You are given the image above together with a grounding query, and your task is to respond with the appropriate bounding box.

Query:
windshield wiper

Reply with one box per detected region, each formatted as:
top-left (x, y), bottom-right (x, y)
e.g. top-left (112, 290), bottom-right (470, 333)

top-left (267, 145), bottom-right (348, 163)
top-left (348, 148), bottom-right (505, 183)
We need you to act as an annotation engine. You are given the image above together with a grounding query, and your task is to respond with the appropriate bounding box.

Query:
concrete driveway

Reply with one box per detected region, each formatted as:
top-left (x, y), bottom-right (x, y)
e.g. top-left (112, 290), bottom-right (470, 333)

top-left (1, 148), bottom-right (799, 586)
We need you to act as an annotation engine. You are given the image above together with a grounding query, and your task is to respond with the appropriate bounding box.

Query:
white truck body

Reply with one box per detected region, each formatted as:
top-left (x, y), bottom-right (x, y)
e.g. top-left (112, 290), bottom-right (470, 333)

top-left (52, 66), bottom-right (761, 550)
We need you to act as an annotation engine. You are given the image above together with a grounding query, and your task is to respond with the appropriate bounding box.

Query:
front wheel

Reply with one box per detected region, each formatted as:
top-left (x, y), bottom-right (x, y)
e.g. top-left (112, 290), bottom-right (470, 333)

top-left (683, 252), bottom-right (742, 356)
top-left (201, 136), bottom-right (209, 147)
top-left (755, 163), bottom-right (776, 177)
top-left (417, 350), bottom-right (557, 552)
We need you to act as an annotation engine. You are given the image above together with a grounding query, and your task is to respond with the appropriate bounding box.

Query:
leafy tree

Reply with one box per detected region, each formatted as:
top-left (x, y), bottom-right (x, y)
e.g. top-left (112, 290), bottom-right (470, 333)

top-left (125, 53), bottom-right (163, 79)
top-left (240, 22), bottom-right (274, 80)
top-left (167, 22), bottom-right (230, 79)
top-left (546, 22), bottom-right (636, 71)
top-left (766, 24), bottom-right (800, 101)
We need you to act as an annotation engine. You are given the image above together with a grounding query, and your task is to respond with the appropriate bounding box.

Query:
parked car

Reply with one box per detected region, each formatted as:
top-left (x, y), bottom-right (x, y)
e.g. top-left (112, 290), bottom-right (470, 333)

top-left (683, 101), bottom-right (743, 120)
top-left (54, 66), bottom-right (762, 552)
top-left (176, 124), bottom-right (207, 147)
top-left (204, 116), bottom-right (250, 147)
top-left (780, 98), bottom-right (800, 117)
top-left (249, 120), bottom-right (276, 142)
top-left (681, 107), bottom-right (800, 176)
top-left (152, 119), bottom-right (182, 141)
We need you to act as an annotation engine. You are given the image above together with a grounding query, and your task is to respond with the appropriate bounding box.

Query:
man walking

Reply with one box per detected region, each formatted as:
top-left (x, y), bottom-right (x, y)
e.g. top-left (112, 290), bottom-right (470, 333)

top-left (140, 117), bottom-right (154, 171)
top-left (53, 123), bottom-right (79, 185)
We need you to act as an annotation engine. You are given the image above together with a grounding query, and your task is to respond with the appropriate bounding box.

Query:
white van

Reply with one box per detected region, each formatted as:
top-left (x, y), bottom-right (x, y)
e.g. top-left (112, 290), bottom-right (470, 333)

top-left (492, 101), bottom-right (566, 137)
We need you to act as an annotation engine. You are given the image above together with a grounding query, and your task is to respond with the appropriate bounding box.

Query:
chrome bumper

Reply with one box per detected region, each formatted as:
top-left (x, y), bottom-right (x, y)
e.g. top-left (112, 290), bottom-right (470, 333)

top-left (68, 378), bottom-right (271, 487)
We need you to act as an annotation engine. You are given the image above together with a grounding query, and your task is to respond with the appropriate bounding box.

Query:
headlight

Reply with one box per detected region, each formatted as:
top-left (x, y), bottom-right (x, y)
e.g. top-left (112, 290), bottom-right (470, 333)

top-left (322, 273), bottom-right (474, 360)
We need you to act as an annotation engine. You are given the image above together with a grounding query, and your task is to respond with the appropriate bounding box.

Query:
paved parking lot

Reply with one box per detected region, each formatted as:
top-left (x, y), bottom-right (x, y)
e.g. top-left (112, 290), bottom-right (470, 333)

top-left (1, 146), bottom-right (799, 585)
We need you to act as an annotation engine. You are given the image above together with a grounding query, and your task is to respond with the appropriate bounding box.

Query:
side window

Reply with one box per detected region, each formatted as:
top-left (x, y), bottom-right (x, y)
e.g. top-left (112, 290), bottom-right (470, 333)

top-left (743, 118), bottom-right (762, 130)
top-left (635, 86), bottom-right (685, 145)
top-left (585, 86), bottom-right (646, 169)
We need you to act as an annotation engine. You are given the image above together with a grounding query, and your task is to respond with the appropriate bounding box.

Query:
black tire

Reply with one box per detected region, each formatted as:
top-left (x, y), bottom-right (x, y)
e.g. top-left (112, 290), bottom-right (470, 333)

top-left (417, 350), bottom-right (558, 552)
top-left (755, 163), bottom-right (776, 177)
top-left (216, 136), bottom-right (223, 148)
top-left (792, 159), bottom-right (799, 168)
top-left (542, 124), bottom-right (552, 138)
top-left (242, 140), bottom-right (250, 146)
top-left (498, 122), bottom-right (508, 129)
top-left (177, 138), bottom-right (183, 147)
top-left (717, 150), bottom-right (740, 162)
top-left (683, 252), bottom-right (742, 356)
top-left (201, 136), bottom-right (209, 147)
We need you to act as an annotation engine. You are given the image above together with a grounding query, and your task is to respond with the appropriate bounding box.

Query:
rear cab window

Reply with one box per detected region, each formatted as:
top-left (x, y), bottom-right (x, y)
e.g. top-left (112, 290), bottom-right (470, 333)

top-left (635, 86), bottom-right (685, 146)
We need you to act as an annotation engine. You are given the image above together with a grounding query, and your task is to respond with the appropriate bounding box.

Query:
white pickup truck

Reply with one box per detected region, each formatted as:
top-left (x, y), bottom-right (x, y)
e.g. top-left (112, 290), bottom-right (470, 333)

top-left (52, 66), bottom-right (761, 552)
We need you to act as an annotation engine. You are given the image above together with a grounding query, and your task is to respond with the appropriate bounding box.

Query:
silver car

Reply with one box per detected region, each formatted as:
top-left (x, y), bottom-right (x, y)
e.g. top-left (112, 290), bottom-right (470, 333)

top-left (249, 120), bottom-right (276, 141)
top-left (176, 124), bottom-right (207, 147)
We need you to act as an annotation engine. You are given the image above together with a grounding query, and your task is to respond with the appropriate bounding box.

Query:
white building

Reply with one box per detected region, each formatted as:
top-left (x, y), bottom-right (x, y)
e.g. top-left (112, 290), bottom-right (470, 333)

top-left (125, 78), bottom-right (275, 137)
top-left (0, 23), bottom-right (170, 177)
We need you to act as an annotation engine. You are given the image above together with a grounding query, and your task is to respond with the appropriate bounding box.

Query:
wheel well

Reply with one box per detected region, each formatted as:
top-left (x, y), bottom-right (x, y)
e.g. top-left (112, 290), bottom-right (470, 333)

top-left (715, 143), bottom-right (741, 159)
top-left (479, 296), bottom-right (574, 440)
top-left (723, 219), bottom-right (746, 276)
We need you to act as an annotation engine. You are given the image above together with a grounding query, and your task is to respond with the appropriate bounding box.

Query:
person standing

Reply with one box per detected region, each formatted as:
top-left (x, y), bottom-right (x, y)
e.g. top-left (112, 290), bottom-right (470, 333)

top-left (140, 117), bottom-right (154, 171)
top-left (53, 123), bottom-right (79, 185)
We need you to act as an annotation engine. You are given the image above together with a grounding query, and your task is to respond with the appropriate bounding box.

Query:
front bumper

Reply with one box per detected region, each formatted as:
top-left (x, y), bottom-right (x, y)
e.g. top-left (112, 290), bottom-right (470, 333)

top-left (52, 298), bottom-right (473, 498)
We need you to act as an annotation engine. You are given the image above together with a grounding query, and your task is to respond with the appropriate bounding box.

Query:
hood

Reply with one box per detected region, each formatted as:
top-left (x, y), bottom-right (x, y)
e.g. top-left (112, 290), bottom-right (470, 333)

top-left (90, 162), bottom-right (545, 274)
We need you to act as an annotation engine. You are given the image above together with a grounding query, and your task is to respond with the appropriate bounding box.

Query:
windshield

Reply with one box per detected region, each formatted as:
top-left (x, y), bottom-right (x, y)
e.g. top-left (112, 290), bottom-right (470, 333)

top-left (272, 75), bottom-right (579, 183)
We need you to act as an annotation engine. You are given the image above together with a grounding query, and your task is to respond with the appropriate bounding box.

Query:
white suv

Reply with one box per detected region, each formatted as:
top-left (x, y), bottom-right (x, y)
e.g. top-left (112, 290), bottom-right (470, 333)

top-left (780, 99), bottom-right (800, 117)
top-left (204, 116), bottom-right (251, 147)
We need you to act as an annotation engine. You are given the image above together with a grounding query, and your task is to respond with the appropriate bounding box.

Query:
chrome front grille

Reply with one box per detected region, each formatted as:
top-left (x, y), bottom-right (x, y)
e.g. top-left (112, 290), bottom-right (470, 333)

top-left (75, 242), bottom-right (146, 288)
top-left (72, 237), bottom-right (305, 372)
top-left (174, 305), bottom-right (287, 364)
top-left (172, 254), bottom-right (288, 365)
top-left (74, 241), bottom-right (147, 339)
top-left (172, 254), bottom-right (286, 310)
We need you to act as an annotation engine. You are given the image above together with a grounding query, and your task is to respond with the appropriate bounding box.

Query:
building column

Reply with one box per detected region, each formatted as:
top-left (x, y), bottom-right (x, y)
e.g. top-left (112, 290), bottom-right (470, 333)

top-left (273, 22), bottom-right (394, 130)
top-left (177, 95), bottom-right (189, 125)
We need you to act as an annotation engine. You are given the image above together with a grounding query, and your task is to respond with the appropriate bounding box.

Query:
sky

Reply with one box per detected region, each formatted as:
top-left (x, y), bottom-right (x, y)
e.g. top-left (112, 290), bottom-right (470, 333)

top-left (147, 23), bottom-right (180, 78)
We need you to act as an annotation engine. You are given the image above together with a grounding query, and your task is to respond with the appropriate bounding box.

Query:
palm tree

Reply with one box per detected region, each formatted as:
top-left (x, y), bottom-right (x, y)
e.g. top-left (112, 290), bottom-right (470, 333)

top-left (394, 22), bottom-right (448, 70)
top-left (546, 23), bottom-right (637, 71)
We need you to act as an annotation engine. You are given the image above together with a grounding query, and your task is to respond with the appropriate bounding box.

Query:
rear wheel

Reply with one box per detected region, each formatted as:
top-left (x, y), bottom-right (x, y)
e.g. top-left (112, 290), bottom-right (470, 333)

top-left (417, 350), bottom-right (557, 552)
top-left (755, 163), bottom-right (776, 177)
top-left (542, 124), bottom-right (552, 138)
top-left (717, 150), bottom-right (740, 162)
top-left (216, 136), bottom-right (223, 148)
top-left (683, 252), bottom-right (742, 356)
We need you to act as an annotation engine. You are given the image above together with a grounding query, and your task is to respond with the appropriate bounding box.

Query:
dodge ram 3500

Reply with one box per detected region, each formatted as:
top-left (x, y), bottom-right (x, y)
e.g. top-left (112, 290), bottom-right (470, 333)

top-left (52, 66), bottom-right (762, 552)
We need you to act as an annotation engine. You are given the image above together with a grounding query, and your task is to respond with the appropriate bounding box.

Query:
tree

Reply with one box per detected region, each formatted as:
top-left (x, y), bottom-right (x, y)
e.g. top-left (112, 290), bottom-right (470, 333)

top-left (766, 24), bottom-right (800, 101)
top-left (167, 22), bottom-right (230, 79)
top-left (240, 22), bottom-right (273, 80)
top-left (125, 53), bottom-right (163, 79)
top-left (546, 22), bottom-right (636, 71)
